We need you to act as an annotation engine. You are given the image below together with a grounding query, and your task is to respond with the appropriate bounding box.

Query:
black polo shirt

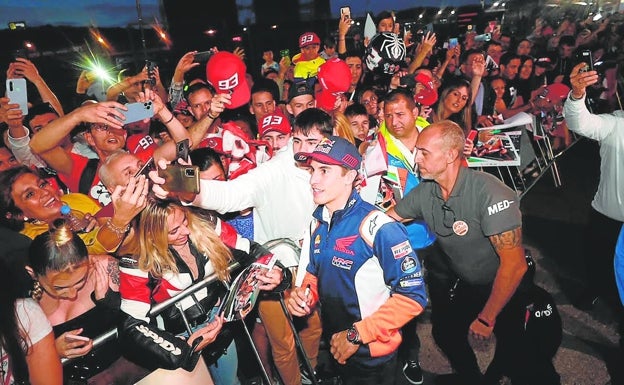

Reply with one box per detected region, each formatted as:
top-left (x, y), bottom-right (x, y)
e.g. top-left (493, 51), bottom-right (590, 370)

top-left (395, 167), bottom-right (521, 284)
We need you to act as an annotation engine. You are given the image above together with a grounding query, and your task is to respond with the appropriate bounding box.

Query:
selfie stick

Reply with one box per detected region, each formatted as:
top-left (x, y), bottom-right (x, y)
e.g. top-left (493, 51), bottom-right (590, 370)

top-left (135, 0), bottom-right (149, 62)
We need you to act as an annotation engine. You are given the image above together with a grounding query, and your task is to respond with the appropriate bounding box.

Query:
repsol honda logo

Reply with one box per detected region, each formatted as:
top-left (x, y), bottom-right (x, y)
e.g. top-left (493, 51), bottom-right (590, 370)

top-left (487, 200), bottom-right (514, 215)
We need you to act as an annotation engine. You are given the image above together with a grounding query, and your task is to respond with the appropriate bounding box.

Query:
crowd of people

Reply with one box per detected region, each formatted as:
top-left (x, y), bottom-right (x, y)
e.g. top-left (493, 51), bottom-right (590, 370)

top-left (0, 6), bottom-right (623, 385)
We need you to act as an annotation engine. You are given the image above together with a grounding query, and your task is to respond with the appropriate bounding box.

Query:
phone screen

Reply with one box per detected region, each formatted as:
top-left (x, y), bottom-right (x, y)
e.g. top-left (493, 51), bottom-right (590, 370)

top-left (449, 38), bottom-right (458, 49)
top-left (579, 50), bottom-right (593, 72)
top-left (134, 157), bottom-right (154, 178)
top-left (176, 139), bottom-right (190, 161)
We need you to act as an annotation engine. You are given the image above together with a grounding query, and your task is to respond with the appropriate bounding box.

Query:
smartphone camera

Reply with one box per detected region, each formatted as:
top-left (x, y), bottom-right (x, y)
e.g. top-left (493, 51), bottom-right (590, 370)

top-left (143, 101), bottom-right (152, 110)
top-left (184, 168), bottom-right (196, 178)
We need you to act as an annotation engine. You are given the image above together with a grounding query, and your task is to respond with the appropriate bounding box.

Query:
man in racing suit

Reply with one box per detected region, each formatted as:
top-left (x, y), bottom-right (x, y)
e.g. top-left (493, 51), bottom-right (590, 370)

top-left (287, 136), bottom-right (427, 385)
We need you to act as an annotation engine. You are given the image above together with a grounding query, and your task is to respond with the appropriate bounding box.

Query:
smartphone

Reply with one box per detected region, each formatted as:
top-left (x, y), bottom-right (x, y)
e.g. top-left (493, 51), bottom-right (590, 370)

top-left (194, 50), bottom-right (214, 63)
top-left (448, 37), bottom-right (459, 49)
top-left (485, 55), bottom-right (499, 71)
top-left (134, 157), bottom-right (154, 178)
top-left (159, 164), bottom-right (200, 194)
top-left (340, 6), bottom-right (351, 21)
top-left (489, 20), bottom-right (497, 31)
top-left (65, 334), bottom-right (90, 342)
top-left (474, 33), bottom-right (492, 43)
top-left (145, 60), bottom-right (157, 86)
top-left (176, 139), bottom-right (190, 161)
top-left (467, 129), bottom-right (478, 143)
top-left (6, 78), bottom-right (28, 115)
top-left (578, 50), bottom-right (593, 72)
top-left (115, 101), bottom-right (154, 124)
top-left (12, 48), bottom-right (27, 61)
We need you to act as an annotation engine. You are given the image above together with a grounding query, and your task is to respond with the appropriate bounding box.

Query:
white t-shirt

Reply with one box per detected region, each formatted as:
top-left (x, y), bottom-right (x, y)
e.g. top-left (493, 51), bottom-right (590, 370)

top-left (1, 299), bottom-right (52, 384)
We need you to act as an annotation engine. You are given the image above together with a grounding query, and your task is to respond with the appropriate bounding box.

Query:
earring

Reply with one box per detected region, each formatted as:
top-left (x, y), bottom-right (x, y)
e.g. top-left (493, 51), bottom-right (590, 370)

top-left (31, 280), bottom-right (43, 301)
top-left (23, 216), bottom-right (29, 222)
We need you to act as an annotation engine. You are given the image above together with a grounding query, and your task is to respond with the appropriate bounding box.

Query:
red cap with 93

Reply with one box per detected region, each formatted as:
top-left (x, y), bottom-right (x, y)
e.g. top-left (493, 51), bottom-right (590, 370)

top-left (206, 51), bottom-right (250, 109)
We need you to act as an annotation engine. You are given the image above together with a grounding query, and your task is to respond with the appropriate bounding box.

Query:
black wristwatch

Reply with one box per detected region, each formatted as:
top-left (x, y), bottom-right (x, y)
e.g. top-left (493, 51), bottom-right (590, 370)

top-left (346, 325), bottom-right (362, 345)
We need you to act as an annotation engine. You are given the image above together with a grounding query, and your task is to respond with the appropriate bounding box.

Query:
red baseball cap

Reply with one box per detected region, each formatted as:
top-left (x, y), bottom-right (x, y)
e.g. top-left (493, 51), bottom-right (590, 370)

top-left (315, 90), bottom-right (341, 113)
top-left (206, 51), bottom-right (250, 109)
top-left (317, 58), bottom-right (351, 93)
top-left (544, 83), bottom-right (570, 103)
top-left (299, 32), bottom-right (321, 48)
top-left (126, 134), bottom-right (157, 163)
top-left (259, 112), bottom-right (291, 137)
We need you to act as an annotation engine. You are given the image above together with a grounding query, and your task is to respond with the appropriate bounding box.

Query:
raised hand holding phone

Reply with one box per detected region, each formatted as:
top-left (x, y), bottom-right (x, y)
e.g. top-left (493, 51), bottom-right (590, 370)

top-left (6, 78), bottom-right (28, 115)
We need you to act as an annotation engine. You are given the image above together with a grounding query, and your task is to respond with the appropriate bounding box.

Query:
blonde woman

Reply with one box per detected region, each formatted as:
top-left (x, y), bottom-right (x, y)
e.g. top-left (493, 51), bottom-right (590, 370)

top-left (119, 199), bottom-right (284, 385)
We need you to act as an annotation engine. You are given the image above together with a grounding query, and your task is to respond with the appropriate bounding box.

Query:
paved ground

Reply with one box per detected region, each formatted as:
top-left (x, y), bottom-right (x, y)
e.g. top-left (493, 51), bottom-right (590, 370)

top-left (241, 138), bottom-right (623, 385)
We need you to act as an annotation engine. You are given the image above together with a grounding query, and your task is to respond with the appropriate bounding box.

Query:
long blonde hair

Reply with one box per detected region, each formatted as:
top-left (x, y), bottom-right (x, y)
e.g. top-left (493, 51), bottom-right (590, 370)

top-left (137, 200), bottom-right (232, 281)
top-left (333, 112), bottom-right (356, 145)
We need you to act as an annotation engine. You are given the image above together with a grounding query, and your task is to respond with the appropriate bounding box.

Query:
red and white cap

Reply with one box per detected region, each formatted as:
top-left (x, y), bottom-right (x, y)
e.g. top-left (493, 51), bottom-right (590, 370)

top-left (317, 58), bottom-right (351, 93)
top-left (126, 134), bottom-right (157, 162)
top-left (299, 32), bottom-right (321, 48)
top-left (206, 51), bottom-right (250, 109)
top-left (259, 112), bottom-right (292, 137)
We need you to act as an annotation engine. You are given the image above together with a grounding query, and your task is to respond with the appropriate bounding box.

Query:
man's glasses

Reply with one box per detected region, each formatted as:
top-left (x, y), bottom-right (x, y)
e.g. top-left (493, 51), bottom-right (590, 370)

top-left (362, 95), bottom-right (378, 106)
top-left (432, 202), bottom-right (456, 237)
top-left (91, 123), bottom-right (124, 133)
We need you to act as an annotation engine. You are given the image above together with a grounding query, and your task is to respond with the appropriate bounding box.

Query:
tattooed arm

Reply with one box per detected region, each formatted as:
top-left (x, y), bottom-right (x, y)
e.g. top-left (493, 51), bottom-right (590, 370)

top-left (469, 227), bottom-right (528, 339)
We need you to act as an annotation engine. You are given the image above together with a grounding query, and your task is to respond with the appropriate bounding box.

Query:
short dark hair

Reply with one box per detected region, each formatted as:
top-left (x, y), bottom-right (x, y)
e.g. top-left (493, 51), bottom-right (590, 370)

top-left (250, 77), bottom-right (280, 103)
top-left (500, 52), bottom-right (520, 67)
top-left (460, 49), bottom-right (485, 65)
top-left (293, 108), bottom-right (333, 137)
top-left (189, 147), bottom-right (225, 174)
top-left (384, 89), bottom-right (416, 110)
top-left (185, 82), bottom-right (216, 101)
top-left (344, 103), bottom-right (368, 119)
top-left (25, 102), bottom-right (58, 130)
top-left (375, 11), bottom-right (394, 27)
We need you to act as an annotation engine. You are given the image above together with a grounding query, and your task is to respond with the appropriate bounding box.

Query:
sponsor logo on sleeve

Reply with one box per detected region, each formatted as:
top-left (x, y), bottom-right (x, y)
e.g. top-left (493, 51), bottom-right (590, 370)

top-left (391, 240), bottom-right (413, 259)
top-left (487, 199), bottom-right (515, 215)
top-left (399, 278), bottom-right (424, 287)
top-left (401, 256), bottom-right (418, 273)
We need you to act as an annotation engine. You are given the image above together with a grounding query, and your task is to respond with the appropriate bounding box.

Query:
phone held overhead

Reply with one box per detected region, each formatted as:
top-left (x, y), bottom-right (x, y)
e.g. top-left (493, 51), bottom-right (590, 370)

top-left (6, 78), bottom-right (28, 115)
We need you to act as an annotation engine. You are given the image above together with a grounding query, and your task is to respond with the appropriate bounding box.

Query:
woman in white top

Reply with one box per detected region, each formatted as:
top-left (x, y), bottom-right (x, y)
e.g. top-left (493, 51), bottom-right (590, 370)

top-left (0, 259), bottom-right (62, 385)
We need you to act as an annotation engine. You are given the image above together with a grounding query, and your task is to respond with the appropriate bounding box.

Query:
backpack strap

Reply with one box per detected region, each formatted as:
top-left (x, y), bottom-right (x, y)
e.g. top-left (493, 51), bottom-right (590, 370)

top-left (78, 158), bottom-right (100, 195)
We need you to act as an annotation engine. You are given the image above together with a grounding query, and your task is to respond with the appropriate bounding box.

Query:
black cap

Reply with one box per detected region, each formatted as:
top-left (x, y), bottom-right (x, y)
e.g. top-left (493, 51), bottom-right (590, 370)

top-left (288, 80), bottom-right (315, 102)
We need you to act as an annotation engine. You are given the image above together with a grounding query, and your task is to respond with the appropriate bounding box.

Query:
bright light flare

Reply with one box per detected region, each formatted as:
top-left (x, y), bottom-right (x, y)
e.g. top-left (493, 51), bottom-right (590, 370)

top-left (151, 20), bottom-right (172, 48)
top-left (89, 27), bottom-right (114, 52)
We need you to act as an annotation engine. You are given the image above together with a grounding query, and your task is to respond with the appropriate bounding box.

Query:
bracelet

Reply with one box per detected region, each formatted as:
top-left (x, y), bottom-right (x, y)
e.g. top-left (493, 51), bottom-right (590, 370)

top-left (208, 112), bottom-right (219, 120)
top-left (477, 315), bottom-right (494, 328)
top-left (162, 113), bottom-right (175, 124)
top-left (105, 218), bottom-right (130, 237)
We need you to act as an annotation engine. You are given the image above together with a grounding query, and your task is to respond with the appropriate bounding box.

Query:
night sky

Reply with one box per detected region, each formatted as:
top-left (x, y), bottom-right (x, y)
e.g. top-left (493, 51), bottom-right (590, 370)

top-left (2, 0), bottom-right (482, 29)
